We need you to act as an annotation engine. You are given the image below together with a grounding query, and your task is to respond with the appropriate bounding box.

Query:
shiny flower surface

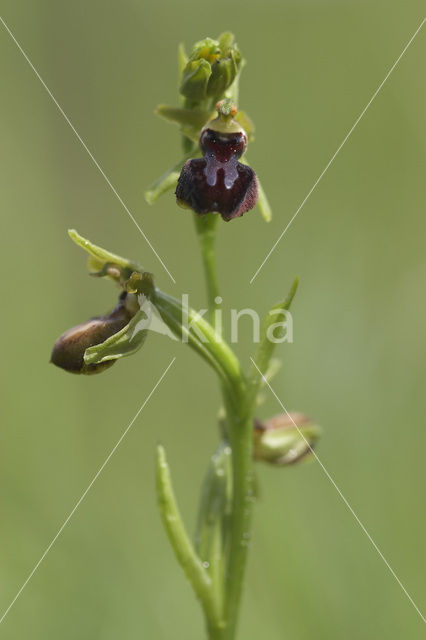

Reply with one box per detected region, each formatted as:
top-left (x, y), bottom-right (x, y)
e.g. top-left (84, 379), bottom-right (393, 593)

top-left (176, 103), bottom-right (258, 221)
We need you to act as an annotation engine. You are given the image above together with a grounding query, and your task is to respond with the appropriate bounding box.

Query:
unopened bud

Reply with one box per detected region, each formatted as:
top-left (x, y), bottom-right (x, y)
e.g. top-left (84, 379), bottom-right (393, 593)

top-left (180, 58), bottom-right (212, 103)
top-left (179, 34), bottom-right (242, 104)
top-left (253, 413), bottom-right (320, 466)
top-left (207, 53), bottom-right (240, 98)
top-left (51, 292), bottom-right (136, 375)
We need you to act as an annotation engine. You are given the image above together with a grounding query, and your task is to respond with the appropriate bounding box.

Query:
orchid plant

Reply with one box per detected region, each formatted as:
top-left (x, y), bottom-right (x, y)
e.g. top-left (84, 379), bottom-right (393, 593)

top-left (51, 33), bottom-right (320, 640)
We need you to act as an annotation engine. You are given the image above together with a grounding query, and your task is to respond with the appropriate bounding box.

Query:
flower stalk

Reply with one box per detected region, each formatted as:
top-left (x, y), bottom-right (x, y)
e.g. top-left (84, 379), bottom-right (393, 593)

top-left (193, 212), bottom-right (220, 327)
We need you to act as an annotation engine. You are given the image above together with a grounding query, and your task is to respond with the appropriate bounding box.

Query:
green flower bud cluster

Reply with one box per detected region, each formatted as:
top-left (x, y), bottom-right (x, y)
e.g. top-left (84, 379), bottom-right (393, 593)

top-left (180, 33), bottom-right (242, 106)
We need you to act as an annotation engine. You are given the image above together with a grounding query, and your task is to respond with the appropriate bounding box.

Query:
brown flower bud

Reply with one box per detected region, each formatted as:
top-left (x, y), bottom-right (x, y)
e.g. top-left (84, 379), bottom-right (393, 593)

top-left (50, 292), bottom-right (135, 375)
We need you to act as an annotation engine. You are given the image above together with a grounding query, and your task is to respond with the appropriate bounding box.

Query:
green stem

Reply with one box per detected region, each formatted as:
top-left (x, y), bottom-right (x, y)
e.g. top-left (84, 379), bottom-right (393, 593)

top-left (208, 624), bottom-right (228, 640)
top-left (194, 207), bottom-right (255, 640)
top-left (221, 388), bottom-right (254, 640)
top-left (152, 288), bottom-right (246, 413)
top-left (194, 213), bottom-right (221, 328)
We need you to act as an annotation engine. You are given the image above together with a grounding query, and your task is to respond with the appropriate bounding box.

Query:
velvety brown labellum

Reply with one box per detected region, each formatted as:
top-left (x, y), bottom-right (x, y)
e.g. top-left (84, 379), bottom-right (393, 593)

top-left (176, 128), bottom-right (258, 221)
top-left (50, 293), bottom-right (133, 375)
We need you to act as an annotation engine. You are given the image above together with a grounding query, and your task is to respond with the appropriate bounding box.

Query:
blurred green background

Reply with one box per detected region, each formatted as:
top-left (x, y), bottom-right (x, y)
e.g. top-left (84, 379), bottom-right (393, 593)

top-left (1, 1), bottom-right (425, 638)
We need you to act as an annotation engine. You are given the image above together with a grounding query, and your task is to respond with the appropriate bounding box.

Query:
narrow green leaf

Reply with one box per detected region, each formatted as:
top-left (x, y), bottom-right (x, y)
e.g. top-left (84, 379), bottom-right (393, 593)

top-left (156, 446), bottom-right (222, 627)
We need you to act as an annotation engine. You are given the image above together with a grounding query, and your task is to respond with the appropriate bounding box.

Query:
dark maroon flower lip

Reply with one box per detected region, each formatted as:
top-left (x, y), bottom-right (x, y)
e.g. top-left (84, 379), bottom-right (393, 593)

top-left (176, 156), bottom-right (258, 221)
top-left (175, 107), bottom-right (258, 221)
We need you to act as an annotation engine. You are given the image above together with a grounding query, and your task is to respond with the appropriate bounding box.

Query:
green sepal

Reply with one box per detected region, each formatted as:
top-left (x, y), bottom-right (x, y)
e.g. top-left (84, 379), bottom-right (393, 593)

top-left (257, 177), bottom-right (272, 222)
top-left (68, 229), bottom-right (143, 277)
top-left (84, 307), bottom-right (148, 365)
top-left (145, 169), bottom-right (180, 205)
top-left (255, 358), bottom-right (282, 406)
top-left (218, 32), bottom-right (236, 55)
top-left (241, 158), bottom-right (272, 222)
top-left (249, 277), bottom-right (299, 399)
top-left (235, 110), bottom-right (255, 142)
top-left (207, 52), bottom-right (239, 98)
top-left (180, 59), bottom-right (212, 102)
top-left (188, 37), bottom-right (220, 63)
top-left (144, 151), bottom-right (198, 205)
top-left (207, 33), bottom-right (241, 98)
top-left (156, 104), bottom-right (213, 129)
top-left (177, 42), bottom-right (188, 76)
top-left (155, 105), bottom-right (213, 142)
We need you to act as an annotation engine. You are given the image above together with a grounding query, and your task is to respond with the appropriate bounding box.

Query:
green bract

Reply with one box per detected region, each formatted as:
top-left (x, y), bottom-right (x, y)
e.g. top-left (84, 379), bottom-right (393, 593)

top-left (84, 306), bottom-right (148, 366)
